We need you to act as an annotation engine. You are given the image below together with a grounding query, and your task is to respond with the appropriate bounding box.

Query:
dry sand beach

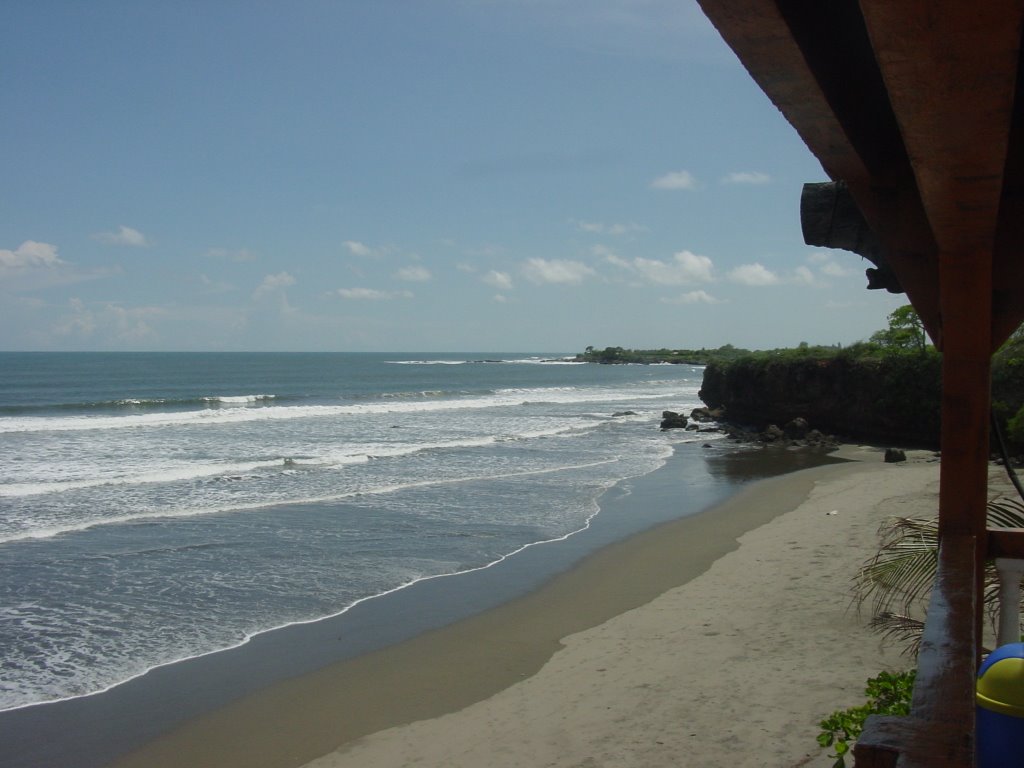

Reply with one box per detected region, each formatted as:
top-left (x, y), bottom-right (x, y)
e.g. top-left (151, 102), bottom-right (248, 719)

top-left (108, 444), bottom-right (1010, 768)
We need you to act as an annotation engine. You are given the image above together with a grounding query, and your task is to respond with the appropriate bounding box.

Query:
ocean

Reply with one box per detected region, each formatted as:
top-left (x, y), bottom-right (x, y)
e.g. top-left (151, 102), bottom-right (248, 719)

top-left (0, 351), bottom-right (713, 715)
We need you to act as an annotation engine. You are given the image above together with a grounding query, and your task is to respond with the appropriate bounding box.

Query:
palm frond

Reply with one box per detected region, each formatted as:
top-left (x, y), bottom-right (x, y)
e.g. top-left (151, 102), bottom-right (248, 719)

top-left (987, 497), bottom-right (1024, 528)
top-left (983, 575), bottom-right (1004, 627)
top-left (854, 517), bottom-right (938, 617)
top-left (869, 612), bottom-right (925, 658)
top-left (854, 497), bottom-right (1024, 658)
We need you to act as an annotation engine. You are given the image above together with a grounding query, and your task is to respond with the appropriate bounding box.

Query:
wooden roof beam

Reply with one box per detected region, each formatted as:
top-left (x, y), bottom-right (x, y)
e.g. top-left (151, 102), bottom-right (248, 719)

top-left (695, 0), bottom-right (872, 185)
top-left (696, 0), bottom-right (942, 336)
top-left (859, 0), bottom-right (1024, 256)
top-left (993, 40), bottom-right (1024, 348)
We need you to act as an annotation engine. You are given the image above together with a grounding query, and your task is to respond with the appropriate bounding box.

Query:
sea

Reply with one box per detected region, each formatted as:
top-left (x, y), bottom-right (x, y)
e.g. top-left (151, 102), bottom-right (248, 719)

top-left (0, 351), bottom-right (715, 715)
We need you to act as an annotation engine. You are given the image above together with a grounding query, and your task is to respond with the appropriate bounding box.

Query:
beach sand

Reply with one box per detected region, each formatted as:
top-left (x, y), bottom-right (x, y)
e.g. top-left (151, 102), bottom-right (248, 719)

top-left (300, 445), bottom-right (928, 768)
top-left (112, 445), bottom-right (1003, 768)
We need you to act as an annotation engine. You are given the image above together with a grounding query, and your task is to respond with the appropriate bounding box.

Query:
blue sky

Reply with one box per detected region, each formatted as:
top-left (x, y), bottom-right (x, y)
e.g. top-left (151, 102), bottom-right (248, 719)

top-left (1, 1), bottom-right (906, 352)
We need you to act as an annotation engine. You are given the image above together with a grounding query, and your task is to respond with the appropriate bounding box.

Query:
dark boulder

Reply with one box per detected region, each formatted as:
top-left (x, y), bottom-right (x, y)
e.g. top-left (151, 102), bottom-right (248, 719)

top-left (689, 406), bottom-right (723, 423)
top-left (660, 411), bottom-right (689, 430)
top-left (884, 448), bottom-right (907, 463)
top-left (806, 429), bottom-right (839, 449)
top-left (784, 417), bottom-right (810, 439)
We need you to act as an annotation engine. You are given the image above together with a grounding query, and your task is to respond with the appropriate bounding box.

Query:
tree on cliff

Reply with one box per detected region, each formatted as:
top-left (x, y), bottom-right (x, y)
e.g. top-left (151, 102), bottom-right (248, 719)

top-left (870, 305), bottom-right (928, 353)
top-left (994, 323), bottom-right (1024, 451)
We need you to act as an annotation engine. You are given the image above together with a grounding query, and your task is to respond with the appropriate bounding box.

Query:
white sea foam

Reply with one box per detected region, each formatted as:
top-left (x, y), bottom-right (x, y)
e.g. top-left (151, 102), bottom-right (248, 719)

top-left (0, 458), bottom-right (285, 498)
top-left (0, 385), bottom-right (697, 434)
top-left (0, 457), bottom-right (624, 544)
top-left (0, 447), bottom-right (661, 714)
top-left (0, 353), bottom-right (707, 713)
top-left (202, 394), bottom-right (276, 405)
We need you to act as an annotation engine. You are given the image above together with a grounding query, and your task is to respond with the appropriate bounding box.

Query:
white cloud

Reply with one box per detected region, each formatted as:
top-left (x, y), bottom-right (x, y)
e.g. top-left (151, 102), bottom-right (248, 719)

top-left (335, 287), bottom-right (413, 300)
top-left (820, 261), bottom-right (853, 277)
top-left (793, 265), bottom-right (816, 285)
top-left (722, 171), bottom-right (771, 185)
top-left (0, 240), bottom-right (64, 270)
top-left (198, 274), bottom-right (236, 293)
top-left (797, 252), bottom-right (855, 285)
top-left (54, 298), bottom-right (163, 342)
top-left (482, 270), bottom-right (513, 290)
top-left (102, 303), bottom-right (162, 340)
top-left (650, 170), bottom-right (697, 190)
top-left (609, 249), bottom-right (714, 285)
top-left (252, 271), bottom-right (295, 299)
top-left (463, 243), bottom-right (503, 259)
top-left (571, 219), bottom-right (646, 235)
top-left (93, 225), bottom-right (150, 247)
top-left (806, 251), bottom-right (853, 277)
top-left (343, 240), bottom-right (375, 257)
top-left (728, 262), bottom-right (780, 286)
top-left (601, 252), bottom-right (630, 270)
top-left (640, 251), bottom-right (714, 284)
top-left (661, 290), bottom-right (721, 305)
top-left (522, 258), bottom-right (595, 285)
top-left (206, 247), bottom-right (256, 262)
top-left (493, 294), bottom-right (509, 303)
top-left (55, 298), bottom-right (95, 336)
top-left (394, 265), bottom-right (432, 282)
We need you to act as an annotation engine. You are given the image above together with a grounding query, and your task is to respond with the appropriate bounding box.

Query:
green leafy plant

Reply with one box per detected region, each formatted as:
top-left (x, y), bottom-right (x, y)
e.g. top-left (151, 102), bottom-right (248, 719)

top-left (1008, 404), bottom-right (1024, 448)
top-left (817, 670), bottom-right (916, 767)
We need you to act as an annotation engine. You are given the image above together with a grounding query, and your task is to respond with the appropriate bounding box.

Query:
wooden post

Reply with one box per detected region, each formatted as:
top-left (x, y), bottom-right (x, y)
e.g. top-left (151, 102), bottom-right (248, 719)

top-left (937, 247), bottom-right (993, 663)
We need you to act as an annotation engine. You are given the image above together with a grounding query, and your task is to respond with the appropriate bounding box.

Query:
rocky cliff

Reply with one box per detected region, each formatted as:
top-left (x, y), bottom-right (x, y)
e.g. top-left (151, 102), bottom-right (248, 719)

top-left (698, 353), bottom-right (942, 448)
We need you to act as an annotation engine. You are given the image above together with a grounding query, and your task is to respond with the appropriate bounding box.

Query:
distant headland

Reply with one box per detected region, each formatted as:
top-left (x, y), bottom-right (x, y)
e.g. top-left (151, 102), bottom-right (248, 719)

top-left (572, 344), bottom-right (755, 366)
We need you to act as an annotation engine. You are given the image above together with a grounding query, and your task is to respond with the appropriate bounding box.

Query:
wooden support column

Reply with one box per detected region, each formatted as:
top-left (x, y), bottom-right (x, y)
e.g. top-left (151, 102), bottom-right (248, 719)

top-left (938, 247), bottom-right (993, 663)
top-left (938, 248), bottom-right (993, 539)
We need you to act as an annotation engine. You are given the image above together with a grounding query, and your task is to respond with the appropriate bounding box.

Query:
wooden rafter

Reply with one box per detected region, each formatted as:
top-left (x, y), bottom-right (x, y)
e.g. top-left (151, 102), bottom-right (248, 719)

top-left (697, 0), bottom-right (1024, 351)
top-left (859, 0), bottom-right (1022, 256)
top-left (695, 0), bottom-right (943, 340)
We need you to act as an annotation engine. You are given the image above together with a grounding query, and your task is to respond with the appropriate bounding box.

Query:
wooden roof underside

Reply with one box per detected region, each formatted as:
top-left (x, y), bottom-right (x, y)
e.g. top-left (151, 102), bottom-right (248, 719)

top-left (697, 0), bottom-right (1024, 351)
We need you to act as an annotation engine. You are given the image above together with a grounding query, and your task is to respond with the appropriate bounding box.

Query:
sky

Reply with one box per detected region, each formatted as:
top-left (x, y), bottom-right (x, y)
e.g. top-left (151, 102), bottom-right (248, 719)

top-left (0, 0), bottom-right (908, 353)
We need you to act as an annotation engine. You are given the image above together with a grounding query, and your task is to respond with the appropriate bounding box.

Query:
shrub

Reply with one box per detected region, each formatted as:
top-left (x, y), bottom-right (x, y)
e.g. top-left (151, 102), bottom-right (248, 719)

top-left (817, 670), bottom-right (915, 767)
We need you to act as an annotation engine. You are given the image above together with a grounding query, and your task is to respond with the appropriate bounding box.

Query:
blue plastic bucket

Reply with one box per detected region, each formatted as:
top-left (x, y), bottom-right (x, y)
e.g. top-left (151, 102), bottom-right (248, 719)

top-left (978, 643), bottom-right (1024, 767)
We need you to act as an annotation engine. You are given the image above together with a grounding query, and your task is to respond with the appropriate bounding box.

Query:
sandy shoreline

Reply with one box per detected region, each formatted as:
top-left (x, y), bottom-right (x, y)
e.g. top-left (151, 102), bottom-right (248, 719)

top-left (105, 444), bottom-right (966, 768)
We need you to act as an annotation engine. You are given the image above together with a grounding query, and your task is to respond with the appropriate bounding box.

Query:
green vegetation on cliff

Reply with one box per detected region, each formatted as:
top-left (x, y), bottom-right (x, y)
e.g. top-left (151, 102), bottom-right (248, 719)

top-left (580, 305), bottom-right (1024, 452)
top-left (699, 341), bottom-right (942, 447)
top-left (693, 306), bottom-right (1024, 451)
top-left (694, 307), bottom-right (942, 446)
top-left (573, 344), bottom-right (753, 365)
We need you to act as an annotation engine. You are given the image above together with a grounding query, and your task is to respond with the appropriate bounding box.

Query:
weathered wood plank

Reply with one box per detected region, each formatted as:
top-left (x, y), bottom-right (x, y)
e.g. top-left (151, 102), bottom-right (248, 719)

top-left (987, 527), bottom-right (1024, 559)
top-left (855, 714), bottom-right (974, 767)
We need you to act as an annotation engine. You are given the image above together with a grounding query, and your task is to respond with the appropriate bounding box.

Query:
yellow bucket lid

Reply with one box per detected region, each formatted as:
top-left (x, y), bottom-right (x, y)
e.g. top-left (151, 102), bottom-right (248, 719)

top-left (978, 657), bottom-right (1024, 717)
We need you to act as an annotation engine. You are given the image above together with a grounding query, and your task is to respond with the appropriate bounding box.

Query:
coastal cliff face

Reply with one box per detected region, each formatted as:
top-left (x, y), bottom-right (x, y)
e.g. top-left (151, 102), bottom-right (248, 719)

top-left (698, 354), bottom-right (942, 448)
